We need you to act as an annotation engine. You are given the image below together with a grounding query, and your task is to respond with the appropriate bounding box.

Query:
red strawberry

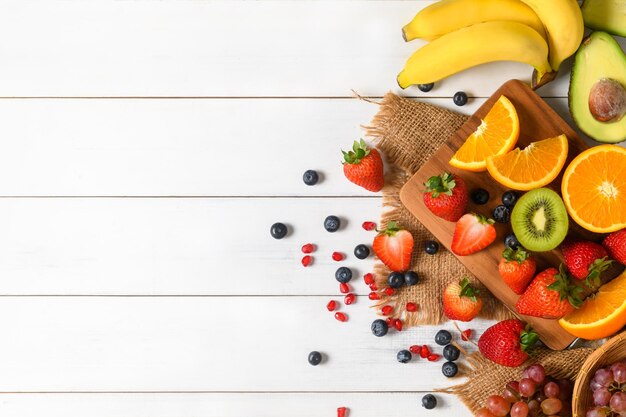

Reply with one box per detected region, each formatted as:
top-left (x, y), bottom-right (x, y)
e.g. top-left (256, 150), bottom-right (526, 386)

top-left (498, 247), bottom-right (537, 295)
top-left (451, 213), bottom-right (496, 256)
top-left (561, 239), bottom-right (612, 287)
top-left (603, 229), bottom-right (626, 266)
top-left (423, 172), bottom-right (468, 222)
top-left (515, 266), bottom-right (583, 319)
top-left (478, 319), bottom-right (538, 367)
top-left (372, 221), bottom-right (414, 272)
top-left (342, 139), bottom-right (384, 192)
top-left (443, 277), bottom-right (483, 322)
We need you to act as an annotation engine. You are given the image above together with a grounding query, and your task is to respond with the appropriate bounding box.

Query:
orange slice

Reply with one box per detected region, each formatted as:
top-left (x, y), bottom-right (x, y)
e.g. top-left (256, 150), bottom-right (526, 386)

top-left (485, 134), bottom-right (569, 191)
top-left (559, 269), bottom-right (626, 340)
top-left (561, 145), bottom-right (626, 233)
top-left (449, 95), bottom-right (519, 172)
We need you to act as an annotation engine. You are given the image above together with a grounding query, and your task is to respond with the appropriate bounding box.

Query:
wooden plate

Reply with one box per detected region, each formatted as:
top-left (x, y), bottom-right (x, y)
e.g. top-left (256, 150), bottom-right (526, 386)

top-left (399, 79), bottom-right (623, 350)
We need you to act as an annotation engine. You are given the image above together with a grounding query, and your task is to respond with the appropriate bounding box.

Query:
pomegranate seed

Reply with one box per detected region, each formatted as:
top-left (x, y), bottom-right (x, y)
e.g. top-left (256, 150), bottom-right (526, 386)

top-left (368, 292), bottom-right (380, 300)
top-left (334, 312), bottom-right (347, 322)
top-left (420, 345), bottom-right (430, 358)
top-left (363, 273), bottom-right (374, 285)
top-left (384, 287), bottom-right (395, 296)
top-left (369, 282), bottom-right (378, 291)
top-left (406, 302), bottom-right (418, 312)
top-left (427, 353), bottom-right (441, 362)
top-left (381, 305), bottom-right (394, 316)
top-left (332, 252), bottom-right (344, 261)
top-left (326, 300), bottom-right (337, 312)
top-left (301, 243), bottom-right (315, 254)
top-left (461, 329), bottom-right (472, 341)
top-left (339, 283), bottom-right (350, 294)
top-left (362, 221), bottom-right (376, 231)
top-left (344, 293), bottom-right (356, 305)
top-left (409, 345), bottom-right (421, 354)
top-left (386, 317), bottom-right (394, 326)
top-left (301, 255), bottom-right (313, 267)
top-left (337, 407), bottom-right (348, 417)
top-left (393, 319), bottom-right (403, 331)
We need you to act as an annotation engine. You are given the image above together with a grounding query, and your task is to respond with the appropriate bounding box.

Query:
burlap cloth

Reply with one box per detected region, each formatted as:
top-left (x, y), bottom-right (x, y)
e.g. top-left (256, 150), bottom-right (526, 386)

top-left (362, 92), bottom-right (593, 413)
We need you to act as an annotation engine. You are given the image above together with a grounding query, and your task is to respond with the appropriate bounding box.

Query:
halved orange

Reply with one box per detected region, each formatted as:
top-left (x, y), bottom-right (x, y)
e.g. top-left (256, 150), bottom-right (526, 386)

top-left (449, 95), bottom-right (519, 172)
top-left (485, 134), bottom-right (569, 191)
top-left (559, 269), bottom-right (626, 340)
top-left (561, 145), bottom-right (626, 233)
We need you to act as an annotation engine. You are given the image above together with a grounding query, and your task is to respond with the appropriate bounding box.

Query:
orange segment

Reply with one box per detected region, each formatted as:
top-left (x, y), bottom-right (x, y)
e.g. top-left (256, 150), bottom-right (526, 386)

top-left (561, 145), bottom-right (626, 233)
top-left (485, 135), bottom-right (569, 191)
top-left (449, 95), bottom-right (519, 172)
top-left (559, 269), bottom-right (626, 340)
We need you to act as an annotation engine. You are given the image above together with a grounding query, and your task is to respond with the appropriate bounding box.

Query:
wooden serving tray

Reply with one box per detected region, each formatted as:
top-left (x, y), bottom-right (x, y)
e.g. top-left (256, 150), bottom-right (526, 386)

top-left (400, 79), bottom-right (623, 350)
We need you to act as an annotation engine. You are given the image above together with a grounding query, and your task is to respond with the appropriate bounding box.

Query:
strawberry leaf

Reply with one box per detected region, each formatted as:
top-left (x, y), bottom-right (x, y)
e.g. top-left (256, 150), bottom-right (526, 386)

top-left (584, 257), bottom-right (613, 289)
top-left (424, 172), bottom-right (456, 198)
top-left (519, 325), bottom-right (539, 353)
top-left (547, 264), bottom-right (584, 308)
top-left (459, 277), bottom-right (480, 302)
top-left (381, 221), bottom-right (400, 236)
top-left (342, 139), bottom-right (371, 164)
top-left (502, 247), bottom-right (530, 264)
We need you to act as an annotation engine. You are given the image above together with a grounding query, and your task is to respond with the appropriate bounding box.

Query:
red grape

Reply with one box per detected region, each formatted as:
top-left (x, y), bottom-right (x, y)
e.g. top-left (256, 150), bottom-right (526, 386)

top-left (610, 391), bottom-right (626, 412)
top-left (527, 400), bottom-right (540, 417)
top-left (611, 362), bottom-right (626, 384)
top-left (519, 378), bottom-right (537, 397)
top-left (486, 395), bottom-right (510, 417)
top-left (544, 381), bottom-right (560, 399)
top-left (511, 401), bottom-right (529, 417)
top-left (475, 407), bottom-right (497, 417)
top-left (586, 406), bottom-right (610, 417)
top-left (526, 364), bottom-right (546, 384)
top-left (503, 387), bottom-right (520, 403)
top-left (593, 388), bottom-right (611, 407)
top-left (594, 368), bottom-right (614, 387)
top-left (541, 398), bottom-right (563, 415)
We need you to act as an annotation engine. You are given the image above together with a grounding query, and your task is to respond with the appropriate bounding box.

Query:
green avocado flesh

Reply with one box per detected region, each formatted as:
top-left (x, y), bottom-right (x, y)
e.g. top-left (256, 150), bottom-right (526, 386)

top-left (569, 31), bottom-right (626, 143)
top-left (582, 0), bottom-right (626, 37)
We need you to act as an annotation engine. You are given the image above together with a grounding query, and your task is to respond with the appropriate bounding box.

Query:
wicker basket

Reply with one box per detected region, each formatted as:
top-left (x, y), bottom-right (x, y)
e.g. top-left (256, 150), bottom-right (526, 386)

top-left (572, 331), bottom-right (626, 417)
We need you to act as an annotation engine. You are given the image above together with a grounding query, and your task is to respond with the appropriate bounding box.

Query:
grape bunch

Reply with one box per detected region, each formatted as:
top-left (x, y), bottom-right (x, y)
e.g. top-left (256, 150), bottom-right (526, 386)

top-left (474, 364), bottom-right (574, 417)
top-left (586, 361), bottom-right (626, 417)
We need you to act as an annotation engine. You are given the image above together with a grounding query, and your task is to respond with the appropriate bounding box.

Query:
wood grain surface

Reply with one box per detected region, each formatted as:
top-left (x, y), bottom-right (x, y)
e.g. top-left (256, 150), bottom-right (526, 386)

top-left (400, 79), bottom-right (623, 350)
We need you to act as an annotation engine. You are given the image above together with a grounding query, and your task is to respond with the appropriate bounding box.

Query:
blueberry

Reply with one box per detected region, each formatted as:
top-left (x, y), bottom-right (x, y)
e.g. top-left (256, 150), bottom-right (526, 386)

top-left (397, 349), bottom-right (412, 363)
top-left (502, 190), bottom-right (519, 208)
top-left (335, 267), bottom-right (353, 283)
top-left (435, 330), bottom-right (452, 346)
top-left (424, 240), bottom-right (439, 255)
top-left (504, 233), bottom-right (521, 250)
top-left (303, 170), bottom-right (319, 186)
top-left (371, 319), bottom-right (389, 337)
top-left (404, 271), bottom-right (419, 286)
top-left (422, 394), bottom-right (437, 409)
top-left (270, 222), bottom-right (288, 239)
top-left (443, 344), bottom-right (461, 361)
top-left (418, 83), bottom-right (434, 92)
top-left (493, 204), bottom-right (511, 223)
top-left (324, 215), bottom-right (341, 232)
top-left (354, 244), bottom-right (370, 259)
top-left (471, 188), bottom-right (490, 205)
top-left (442, 361), bottom-right (458, 377)
top-left (308, 351), bottom-right (322, 366)
top-left (453, 91), bottom-right (468, 106)
top-left (387, 272), bottom-right (404, 289)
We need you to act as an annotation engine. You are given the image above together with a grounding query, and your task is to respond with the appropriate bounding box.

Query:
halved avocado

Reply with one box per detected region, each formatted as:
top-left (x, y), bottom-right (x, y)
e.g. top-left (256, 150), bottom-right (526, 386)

top-left (582, 0), bottom-right (626, 37)
top-left (569, 31), bottom-right (626, 143)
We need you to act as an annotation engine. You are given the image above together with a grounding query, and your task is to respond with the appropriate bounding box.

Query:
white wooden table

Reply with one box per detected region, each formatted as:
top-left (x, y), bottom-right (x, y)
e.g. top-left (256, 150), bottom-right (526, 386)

top-left (0, 1), bottom-right (624, 416)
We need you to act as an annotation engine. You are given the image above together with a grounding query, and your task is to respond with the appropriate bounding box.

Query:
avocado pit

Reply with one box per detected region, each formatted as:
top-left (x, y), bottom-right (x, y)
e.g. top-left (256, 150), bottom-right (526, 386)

top-left (588, 78), bottom-right (626, 123)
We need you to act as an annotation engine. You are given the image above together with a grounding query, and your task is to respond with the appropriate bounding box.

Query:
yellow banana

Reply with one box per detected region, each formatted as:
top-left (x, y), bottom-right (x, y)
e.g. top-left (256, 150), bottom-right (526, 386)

top-left (519, 0), bottom-right (584, 70)
top-left (397, 21), bottom-right (555, 90)
top-left (403, 0), bottom-right (547, 42)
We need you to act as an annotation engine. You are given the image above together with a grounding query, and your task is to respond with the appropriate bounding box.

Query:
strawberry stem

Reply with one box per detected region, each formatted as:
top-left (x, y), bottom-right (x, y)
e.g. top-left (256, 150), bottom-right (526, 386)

top-left (459, 277), bottom-right (480, 302)
top-left (584, 256), bottom-right (613, 289)
top-left (424, 172), bottom-right (456, 198)
top-left (342, 139), bottom-right (371, 165)
top-left (519, 325), bottom-right (539, 353)
top-left (381, 221), bottom-right (401, 236)
top-left (502, 247), bottom-right (531, 264)
top-left (547, 264), bottom-right (584, 309)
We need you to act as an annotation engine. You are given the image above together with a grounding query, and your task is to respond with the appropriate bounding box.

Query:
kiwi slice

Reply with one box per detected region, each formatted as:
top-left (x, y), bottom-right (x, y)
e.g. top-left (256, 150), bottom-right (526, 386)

top-left (511, 188), bottom-right (569, 252)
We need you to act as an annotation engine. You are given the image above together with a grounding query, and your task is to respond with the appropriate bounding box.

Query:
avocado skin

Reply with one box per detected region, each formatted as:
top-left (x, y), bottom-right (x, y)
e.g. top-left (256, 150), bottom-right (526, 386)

top-left (569, 31), bottom-right (626, 144)
top-left (582, 0), bottom-right (626, 37)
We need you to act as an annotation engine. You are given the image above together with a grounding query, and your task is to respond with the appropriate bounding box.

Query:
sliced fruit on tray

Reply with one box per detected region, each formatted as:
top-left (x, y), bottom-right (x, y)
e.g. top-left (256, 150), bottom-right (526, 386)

top-left (516, 265), bottom-right (583, 320)
top-left (511, 188), bottom-right (569, 252)
top-left (561, 145), bottom-right (626, 233)
top-left (569, 31), bottom-right (626, 144)
top-left (485, 134), bottom-right (569, 191)
top-left (423, 172), bottom-right (468, 222)
top-left (581, 0), bottom-right (626, 39)
top-left (372, 221), bottom-right (414, 272)
top-left (559, 269), bottom-right (626, 340)
top-left (451, 213), bottom-right (496, 256)
top-left (449, 95), bottom-right (519, 172)
top-left (478, 319), bottom-right (538, 367)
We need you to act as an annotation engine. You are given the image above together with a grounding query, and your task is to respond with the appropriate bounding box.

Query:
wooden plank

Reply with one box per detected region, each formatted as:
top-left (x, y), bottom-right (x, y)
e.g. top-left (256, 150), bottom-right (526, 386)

top-left (400, 80), bottom-right (620, 350)
top-left (0, 98), bottom-right (600, 197)
top-left (0, 1), bottom-right (622, 98)
top-left (0, 393), bottom-right (473, 417)
top-left (0, 296), bottom-right (493, 392)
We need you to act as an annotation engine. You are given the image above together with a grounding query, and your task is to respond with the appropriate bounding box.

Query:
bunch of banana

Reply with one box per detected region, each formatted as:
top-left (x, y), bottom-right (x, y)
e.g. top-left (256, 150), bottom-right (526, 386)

top-left (397, 0), bottom-right (584, 90)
